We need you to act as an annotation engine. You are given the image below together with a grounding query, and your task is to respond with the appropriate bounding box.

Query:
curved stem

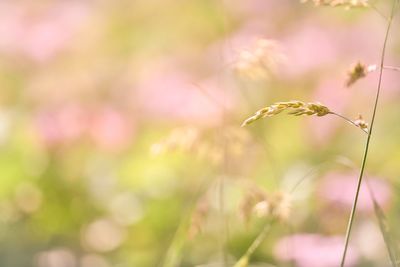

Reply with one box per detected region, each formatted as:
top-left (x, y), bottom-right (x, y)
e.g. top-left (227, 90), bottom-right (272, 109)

top-left (329, 112), bottom-right (368, 134)
top-left (340, 0), bottom-right (398, 266)
top-left (234, 220), bottom-right (274, 266)
top-left (368, 2), bottom-right (389, 21)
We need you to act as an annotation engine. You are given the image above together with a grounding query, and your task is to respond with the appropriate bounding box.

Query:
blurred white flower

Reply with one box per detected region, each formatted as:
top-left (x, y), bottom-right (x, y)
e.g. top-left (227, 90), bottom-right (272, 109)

top-left (36, 248), bottom-right (76, 267)
top-left (14, 182), bottom-right (43, 214)
top-left (108, 192), bottom-right (143, 226)
top-left (82, 218), bottom-right (126, 252)
top-left (80, 254), bottom-right (110, 267)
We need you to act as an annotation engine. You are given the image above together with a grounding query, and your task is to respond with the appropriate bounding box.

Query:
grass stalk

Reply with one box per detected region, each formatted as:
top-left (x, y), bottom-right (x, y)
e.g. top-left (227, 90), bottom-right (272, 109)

top-left (233, 220), bottom-right (274, 267)
top-left (340, 0), bottom-right (398, 266)
top-left (365, 179), bottom-right (399, 266)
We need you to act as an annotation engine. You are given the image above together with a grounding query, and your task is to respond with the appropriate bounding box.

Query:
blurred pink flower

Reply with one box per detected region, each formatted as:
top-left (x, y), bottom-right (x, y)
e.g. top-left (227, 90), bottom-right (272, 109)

top-left (318, 172), bottom-right (392, 212)
top-left (35, 105), bottom-right (133, 150)
top-left (224, 0), bottom-right (291, 20)
top-left (283, 13), bottom-right (383, 78)
top-left (135, 61), bottom-right (234, 125)
top-left (283, 23), bottom-right (339, 77)
top-left (89, 107), bottom-right (132, 151)
top-left (0, 1), bottom-right (89, 62)
top-left (35, 104), bottom-right (87, 147)
top-left (274, 233), bottom-right (359, 267)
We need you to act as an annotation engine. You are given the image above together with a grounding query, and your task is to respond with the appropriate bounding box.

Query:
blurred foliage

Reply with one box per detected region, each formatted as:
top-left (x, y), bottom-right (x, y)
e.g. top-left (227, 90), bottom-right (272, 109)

top-left (0, 0), bottom-right (399, 267)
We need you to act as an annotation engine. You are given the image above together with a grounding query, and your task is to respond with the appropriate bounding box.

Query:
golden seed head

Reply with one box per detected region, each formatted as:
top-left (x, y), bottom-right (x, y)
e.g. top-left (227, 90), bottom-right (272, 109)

top-left (241, 101), bottom-right (331, 126)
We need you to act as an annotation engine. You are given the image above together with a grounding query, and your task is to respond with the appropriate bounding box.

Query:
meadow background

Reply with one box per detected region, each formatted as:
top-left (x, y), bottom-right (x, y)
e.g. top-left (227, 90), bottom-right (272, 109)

top-left (0, 0), bottom-right (399, 266)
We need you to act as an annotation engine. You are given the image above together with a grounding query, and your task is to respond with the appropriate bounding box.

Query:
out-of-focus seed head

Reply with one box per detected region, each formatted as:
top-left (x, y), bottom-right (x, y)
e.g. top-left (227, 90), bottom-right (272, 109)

top-left (239, 182), bottom-right (291, 223)
top-left (234, 38), bottom-right (285, 80)
top-left (253, 200), bottom-right (270, 218)
top-left (346, 62), bottom-right (377, 87)
top-left (269, 191), bottom-right (291, 222)
top-left (150, 127), bottom-right (200, 156)
top-left (188, 197), bottom-right (209, 239)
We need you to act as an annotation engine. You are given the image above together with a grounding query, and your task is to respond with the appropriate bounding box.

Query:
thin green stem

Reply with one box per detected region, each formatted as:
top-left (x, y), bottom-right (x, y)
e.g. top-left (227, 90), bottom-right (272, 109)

top-left (244, 222), bottom-right (273, 258)
top-left (219, 176), bottom-right (229, 267)
top-left (234, 220), bottom-right (274, 266)
top-left (340, 0), bottom-right (398, 266)
top-left (365, 179), bottom-right (399, 266)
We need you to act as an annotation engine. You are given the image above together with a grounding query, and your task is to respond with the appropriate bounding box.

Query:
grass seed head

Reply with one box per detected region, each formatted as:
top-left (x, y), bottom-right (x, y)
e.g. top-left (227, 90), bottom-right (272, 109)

top-left (241, 101), bottom-right (331, 127)
top-left (235, 38), bottom-right (285, 80)
top-left (251, 191), bottom-right (291, 221)
top-left (269, 191), bottom-right (291, 221)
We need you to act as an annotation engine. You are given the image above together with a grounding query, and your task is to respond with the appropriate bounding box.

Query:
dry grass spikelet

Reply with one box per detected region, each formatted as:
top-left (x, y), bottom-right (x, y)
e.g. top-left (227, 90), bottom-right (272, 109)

top-left (241, 101), bottom-right (331, 127)
top-left (252, 191), bottom-right (291, 222)
top-left (354, 114), bottom-right (369, 132)
top-left (268, 191), bottom-right (291, 221)
top-left (188, 197), bottom-right (209, 240)
top-left (150, 127), bottom-right (200, 156)
top-left (239, 185), bottom-right (267, 223)
top-left (346, 61), bottom-right (377, 87)
top-left (239, 183), bottom-right (291, 222)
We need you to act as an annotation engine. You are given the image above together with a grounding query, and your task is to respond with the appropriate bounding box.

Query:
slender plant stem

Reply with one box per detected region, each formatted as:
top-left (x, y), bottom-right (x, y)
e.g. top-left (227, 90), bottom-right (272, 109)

top-left (369, 2), bottom-right (389, 20)
top-left (245, 222), bottom-right (272, 257)
top-left (340, 1), bottom-right (398, 266)
top-left (234, 220), bottom-right (274, 266)
top-left (365, 179), bottom-right (399, 266)
top-left (383, 65), bottom-right (400, 71)
top-left (329, 112), bottom-right (368, 134)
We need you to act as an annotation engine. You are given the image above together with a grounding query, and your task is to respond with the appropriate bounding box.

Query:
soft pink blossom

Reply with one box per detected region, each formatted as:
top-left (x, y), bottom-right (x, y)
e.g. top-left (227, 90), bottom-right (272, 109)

top-left (35, 104), bottom-right (87, 146)
top-left (89, 107), bottom-right (132, 151)
top-left (35, 105), bottom-right (133, 150)
top-left (318, 172), bottom-right (392, 212)
top-left (283, 23), bottom-right (339, 77)
top-left (135, 61), bottom-right (234, 125)
top-left (0, 1), bottom-right (89, 62)
top-left (275, 234), bottom-right (359, 267)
